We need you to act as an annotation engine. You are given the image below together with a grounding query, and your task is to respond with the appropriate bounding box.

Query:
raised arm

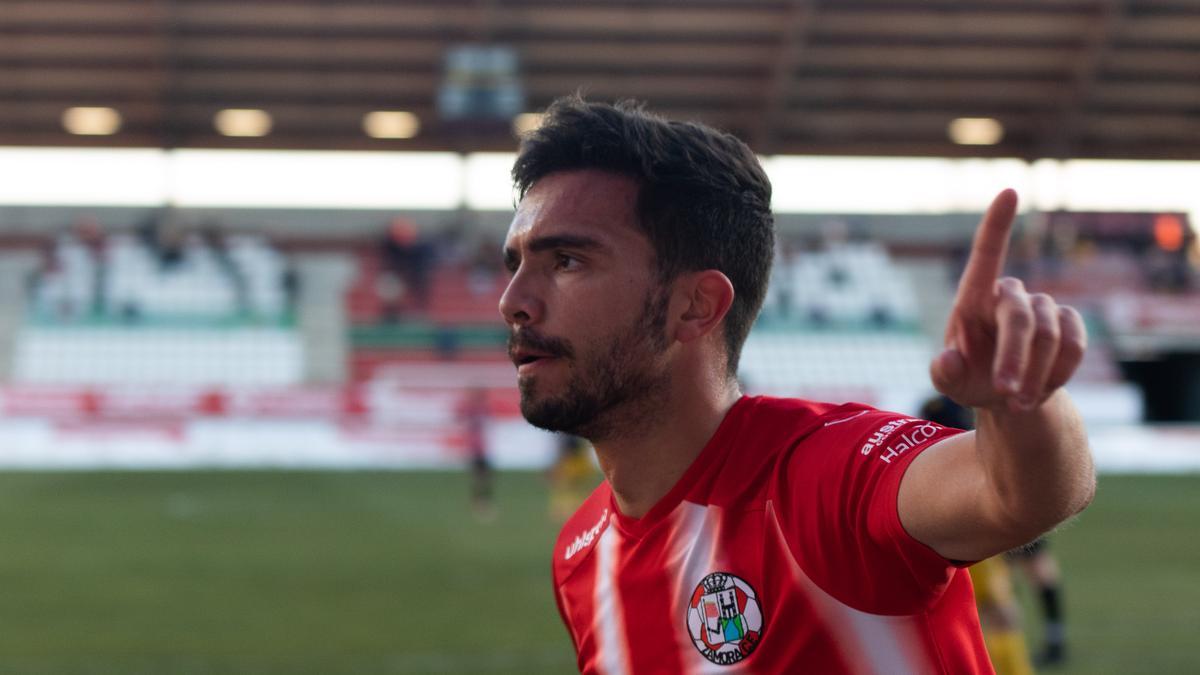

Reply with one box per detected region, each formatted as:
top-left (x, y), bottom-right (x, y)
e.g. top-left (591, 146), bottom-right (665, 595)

top-left (899, 189), bottom-right (1095, 562)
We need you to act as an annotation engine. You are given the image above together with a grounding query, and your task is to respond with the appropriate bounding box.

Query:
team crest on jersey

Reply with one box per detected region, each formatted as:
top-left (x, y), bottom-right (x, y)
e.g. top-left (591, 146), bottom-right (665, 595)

top-left (686, 572), bottom-right (764, 665)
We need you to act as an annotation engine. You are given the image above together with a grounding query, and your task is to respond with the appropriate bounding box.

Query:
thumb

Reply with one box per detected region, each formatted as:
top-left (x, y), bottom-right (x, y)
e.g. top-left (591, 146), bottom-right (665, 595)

top-left (930, 347), bottom-right (967, 397)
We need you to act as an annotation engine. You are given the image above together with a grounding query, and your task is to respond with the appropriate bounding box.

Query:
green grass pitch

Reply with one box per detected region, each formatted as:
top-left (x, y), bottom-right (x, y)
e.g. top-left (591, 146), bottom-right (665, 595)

top-left (0, 471), bottom-right (1196, 674)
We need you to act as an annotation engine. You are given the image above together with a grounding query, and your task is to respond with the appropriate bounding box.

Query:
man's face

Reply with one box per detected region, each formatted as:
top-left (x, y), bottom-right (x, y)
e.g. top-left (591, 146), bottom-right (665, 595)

top-left (500, 170), bottom-right (672, 441)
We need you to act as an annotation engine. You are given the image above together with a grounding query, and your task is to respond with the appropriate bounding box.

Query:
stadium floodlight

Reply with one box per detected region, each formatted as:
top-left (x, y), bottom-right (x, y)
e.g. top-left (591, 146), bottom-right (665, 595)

top-left (512, 112), bottom-right (544, 136)
top-left (363, 111), bottom-right (420, 139)
top-left (61, 107), bottom-right (122, 135)
top-left (948, 117), bottom-right (1004, 146)
top-left (214, 109), bottom-right (273, 137)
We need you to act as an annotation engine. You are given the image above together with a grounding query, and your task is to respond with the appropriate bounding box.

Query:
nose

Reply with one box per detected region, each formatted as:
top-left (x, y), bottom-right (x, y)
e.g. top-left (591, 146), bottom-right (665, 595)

top-left (499, 267), bottom-right (542, 327)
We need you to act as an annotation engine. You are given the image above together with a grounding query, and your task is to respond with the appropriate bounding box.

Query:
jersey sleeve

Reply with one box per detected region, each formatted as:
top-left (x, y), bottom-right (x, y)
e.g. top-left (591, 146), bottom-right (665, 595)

top-left (776, 406), bottom-right (966, 615)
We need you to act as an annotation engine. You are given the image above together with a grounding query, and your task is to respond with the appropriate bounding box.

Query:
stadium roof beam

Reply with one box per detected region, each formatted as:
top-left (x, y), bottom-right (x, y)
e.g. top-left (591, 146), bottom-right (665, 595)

top-left (150, 0), bottom-right (182, 149)
top-left (755, 0), bottom-right (819, 154)
top-left (1039, 0), bottom-right (1128, 159)
top-left (469, 0), bottom-right (500, 43)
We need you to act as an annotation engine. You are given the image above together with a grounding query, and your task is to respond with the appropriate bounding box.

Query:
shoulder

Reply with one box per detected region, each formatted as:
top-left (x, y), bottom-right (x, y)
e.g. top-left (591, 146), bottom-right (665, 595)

top-left (552, 480), bottom-right (613, 585)
top-left (735, 396), bottom-right (899, 454)
top-left (730, 395), bottom-right (854, 449)
top-left (732, 396), bottom-right (955, 465)
top-left (694, 397), bottom-right (879, 506)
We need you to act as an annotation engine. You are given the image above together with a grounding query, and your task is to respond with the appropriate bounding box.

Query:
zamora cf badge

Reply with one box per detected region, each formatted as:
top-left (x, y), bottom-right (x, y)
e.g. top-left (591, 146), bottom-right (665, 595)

top-left (686, 572), bottom-right (765, 665)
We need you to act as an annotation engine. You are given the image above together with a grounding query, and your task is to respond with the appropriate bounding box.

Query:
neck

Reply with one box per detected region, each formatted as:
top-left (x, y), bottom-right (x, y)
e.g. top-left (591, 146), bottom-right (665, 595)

top-left (593, 375), bottom-right (741, 519)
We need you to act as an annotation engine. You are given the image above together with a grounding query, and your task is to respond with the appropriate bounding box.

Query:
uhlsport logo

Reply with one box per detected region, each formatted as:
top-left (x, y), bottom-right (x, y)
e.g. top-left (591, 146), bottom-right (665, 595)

top-left (686, 572), bottom-right (764, 665)
top-left (563, 508), bottom-right (608, 561)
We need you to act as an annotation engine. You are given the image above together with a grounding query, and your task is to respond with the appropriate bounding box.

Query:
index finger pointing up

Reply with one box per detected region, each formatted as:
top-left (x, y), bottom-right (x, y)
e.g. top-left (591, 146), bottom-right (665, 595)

top-left (955, 188), bottom-right (1019, 307)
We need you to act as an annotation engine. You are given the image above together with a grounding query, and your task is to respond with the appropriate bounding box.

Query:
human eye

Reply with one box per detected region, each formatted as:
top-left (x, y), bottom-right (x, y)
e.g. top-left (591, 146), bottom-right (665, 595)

top-left (503, 251), bottom-right (520, 275)
top-left (554, 252), bottom-right (581, 271)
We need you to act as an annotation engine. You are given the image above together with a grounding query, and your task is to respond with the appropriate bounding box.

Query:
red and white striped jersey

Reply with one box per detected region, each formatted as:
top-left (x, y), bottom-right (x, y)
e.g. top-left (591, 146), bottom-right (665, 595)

top-left (552, 395), bottom-right (993, 674)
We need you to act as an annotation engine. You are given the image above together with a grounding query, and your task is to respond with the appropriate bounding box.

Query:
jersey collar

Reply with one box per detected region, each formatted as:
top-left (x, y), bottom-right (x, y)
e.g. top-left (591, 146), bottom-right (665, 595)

top-left (608, 395), bottom-right (755, 539)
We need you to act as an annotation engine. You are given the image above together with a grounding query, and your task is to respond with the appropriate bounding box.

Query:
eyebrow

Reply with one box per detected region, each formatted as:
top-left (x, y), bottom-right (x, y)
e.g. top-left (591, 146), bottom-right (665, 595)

top-left (504, 233), bottom-right (606, 269)
top-left (528, 234), bottom-right (605, 254)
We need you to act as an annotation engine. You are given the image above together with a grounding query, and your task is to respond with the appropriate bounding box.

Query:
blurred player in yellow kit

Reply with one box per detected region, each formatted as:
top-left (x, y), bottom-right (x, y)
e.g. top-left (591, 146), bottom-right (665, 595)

top-left (970, 556), bottom-right (1035, 675)
top-left (547, 434), bottom-right (599, 522)
top-left (922, 395), bottom-right (1035, 675)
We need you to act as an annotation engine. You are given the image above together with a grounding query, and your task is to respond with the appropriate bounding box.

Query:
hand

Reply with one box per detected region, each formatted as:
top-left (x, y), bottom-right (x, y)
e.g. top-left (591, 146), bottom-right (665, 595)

top-left (930, 190), bottom-right (1088, 414)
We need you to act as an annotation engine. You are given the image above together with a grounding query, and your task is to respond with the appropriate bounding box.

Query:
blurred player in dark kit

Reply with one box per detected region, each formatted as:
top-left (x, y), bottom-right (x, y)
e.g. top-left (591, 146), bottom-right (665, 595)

top-left (460, 387), bottom-right (495, 522)
top-left (1008, 538), bottom-right (1069, 667)
top-left (500, 96), bottom-right (1094, 673)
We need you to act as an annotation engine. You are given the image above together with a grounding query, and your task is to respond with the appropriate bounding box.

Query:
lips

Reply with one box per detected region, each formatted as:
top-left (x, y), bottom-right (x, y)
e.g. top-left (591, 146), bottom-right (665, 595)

top-left (512, 350), bottom-right (559, 375)
top-left (512, 350), bottom-right (550, 366)
top-left (508, 331), bottom-right (572, 373)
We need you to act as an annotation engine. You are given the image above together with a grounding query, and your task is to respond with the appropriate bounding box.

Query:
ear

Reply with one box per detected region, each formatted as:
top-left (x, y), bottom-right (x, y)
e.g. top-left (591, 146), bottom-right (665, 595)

top-left (672, 270), bottom-right (736, 344)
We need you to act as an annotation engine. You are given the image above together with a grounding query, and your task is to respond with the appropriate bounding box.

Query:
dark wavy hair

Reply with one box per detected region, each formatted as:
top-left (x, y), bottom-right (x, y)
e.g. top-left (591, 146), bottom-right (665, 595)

top-left (511, 95), bottom-right (774, 375)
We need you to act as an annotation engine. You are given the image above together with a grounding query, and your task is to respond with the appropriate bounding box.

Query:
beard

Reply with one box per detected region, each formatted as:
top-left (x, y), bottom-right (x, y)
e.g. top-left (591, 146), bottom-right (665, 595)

top-left (511, 287), bottom-right (671, 442)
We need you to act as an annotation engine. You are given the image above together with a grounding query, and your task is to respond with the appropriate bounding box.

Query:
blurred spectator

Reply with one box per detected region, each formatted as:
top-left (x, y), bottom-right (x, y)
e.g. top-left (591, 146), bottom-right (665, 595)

top-left (281, 261), bottom-right (300, 318)
top-left (467, 236), bottom-right (502, 297)
top-left (434, 323), bottom-right (461, 360)
top-left (380, 217), bottom-right (434, 318)
top-left (201, 221), bottom-right (250, 316)
top-left (147, 210), bottom-right (187, 270)
top-left (374, 268), bottom-right (408, 323)
top-left (73, 215), bottom-right (108, 317)
top-left (37, 217), bottom-right (108, 320)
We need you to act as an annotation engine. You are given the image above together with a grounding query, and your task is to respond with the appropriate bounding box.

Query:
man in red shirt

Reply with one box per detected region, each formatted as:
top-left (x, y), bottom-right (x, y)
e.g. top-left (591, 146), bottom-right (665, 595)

top-left (500, 97), bottom-right (1094, 674)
